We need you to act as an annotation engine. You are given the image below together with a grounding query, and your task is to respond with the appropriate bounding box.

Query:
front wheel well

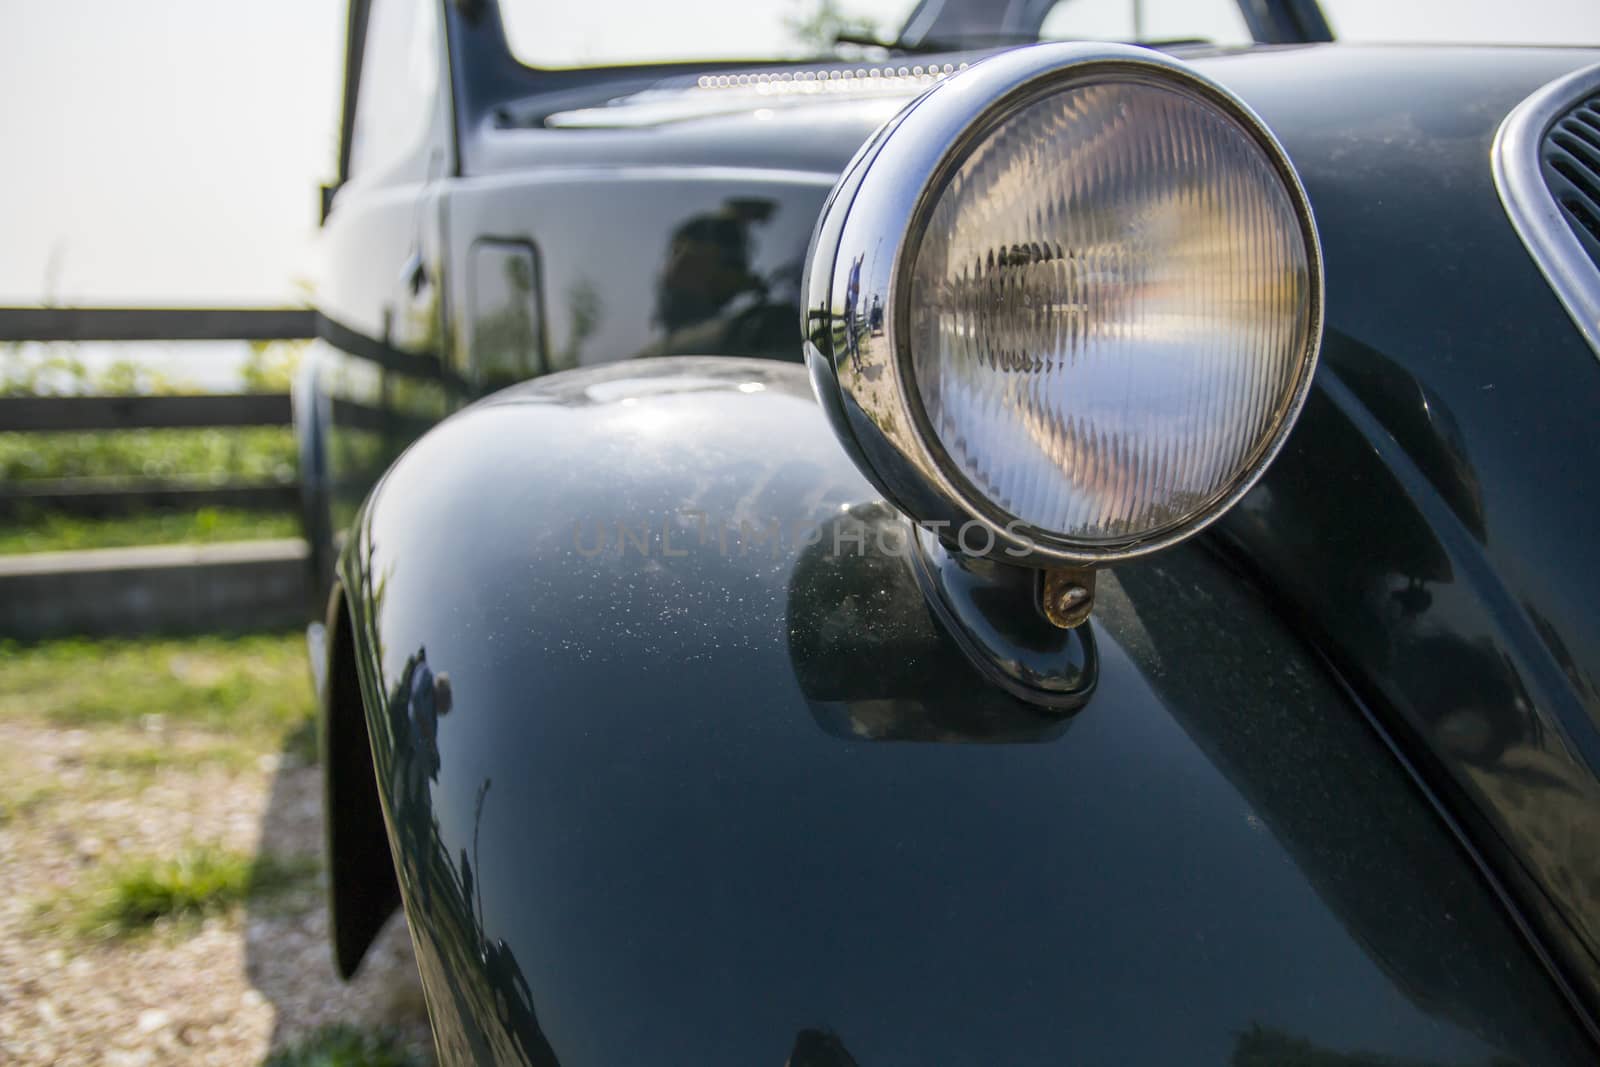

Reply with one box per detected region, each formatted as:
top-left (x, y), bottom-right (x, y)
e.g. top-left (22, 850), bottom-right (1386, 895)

top-left (323, 582), bottom-right (402, 978)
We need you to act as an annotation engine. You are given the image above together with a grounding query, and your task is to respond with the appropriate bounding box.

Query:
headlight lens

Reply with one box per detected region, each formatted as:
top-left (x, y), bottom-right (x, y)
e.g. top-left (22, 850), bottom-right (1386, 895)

top-left (804, 45), bottom-right (1322, 564)
top-left (908, 77), bottom-right (1313, 544)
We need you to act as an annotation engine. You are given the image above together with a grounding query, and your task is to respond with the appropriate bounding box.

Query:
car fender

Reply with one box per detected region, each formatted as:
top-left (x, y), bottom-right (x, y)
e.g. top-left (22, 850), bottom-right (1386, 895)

top-left (330, 357), bottom-right (1590, 1064)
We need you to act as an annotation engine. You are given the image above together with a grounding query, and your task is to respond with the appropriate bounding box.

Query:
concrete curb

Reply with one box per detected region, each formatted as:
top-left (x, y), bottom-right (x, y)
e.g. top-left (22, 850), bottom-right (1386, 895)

top-left (0, 539), bottom-right (310, 640)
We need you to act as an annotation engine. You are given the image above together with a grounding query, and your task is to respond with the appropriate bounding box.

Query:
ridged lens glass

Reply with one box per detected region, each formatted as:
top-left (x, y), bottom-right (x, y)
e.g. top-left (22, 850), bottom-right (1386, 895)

top-left (906, 77), bottom-right (1313, 544)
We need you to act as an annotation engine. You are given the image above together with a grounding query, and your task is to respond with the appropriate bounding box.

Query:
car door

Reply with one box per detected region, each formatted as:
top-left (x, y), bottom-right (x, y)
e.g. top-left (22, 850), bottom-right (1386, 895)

top-left (300, 0), bottom-right (457, 601)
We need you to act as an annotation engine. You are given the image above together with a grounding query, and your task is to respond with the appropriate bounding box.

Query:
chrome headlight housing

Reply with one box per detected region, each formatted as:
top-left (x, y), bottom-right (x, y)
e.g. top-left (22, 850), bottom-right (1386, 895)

top-left (804, 44), bottom-right (1323, 565)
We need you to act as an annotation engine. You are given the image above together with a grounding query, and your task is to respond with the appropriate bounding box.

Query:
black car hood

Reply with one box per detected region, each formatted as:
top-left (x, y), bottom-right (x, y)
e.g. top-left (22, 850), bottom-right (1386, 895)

top-left (469, 44), bottom-right (1598, 179)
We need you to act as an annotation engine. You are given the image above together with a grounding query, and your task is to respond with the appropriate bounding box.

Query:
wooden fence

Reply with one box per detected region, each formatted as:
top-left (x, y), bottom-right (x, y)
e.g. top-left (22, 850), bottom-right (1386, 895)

top-left (0, 308), bottom-right (312, 520)
top-left (0, 308), bottom-right (318, 636)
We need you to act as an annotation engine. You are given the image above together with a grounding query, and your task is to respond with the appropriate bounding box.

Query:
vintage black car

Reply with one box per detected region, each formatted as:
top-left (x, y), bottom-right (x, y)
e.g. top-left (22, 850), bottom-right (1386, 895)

top-left (298, 0), bottom-right (1600, 1062)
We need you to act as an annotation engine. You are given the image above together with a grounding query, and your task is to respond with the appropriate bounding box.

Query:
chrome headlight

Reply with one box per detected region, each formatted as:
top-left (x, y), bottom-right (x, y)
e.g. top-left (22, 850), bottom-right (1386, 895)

top-left (804, 44), bottom-right (1323, 565)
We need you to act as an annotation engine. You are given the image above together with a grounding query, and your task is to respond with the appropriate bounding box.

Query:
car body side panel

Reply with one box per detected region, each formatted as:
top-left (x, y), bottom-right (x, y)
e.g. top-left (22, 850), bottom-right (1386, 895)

top-left (441, 169), bottom-right (831, 378)
top-left (1201, 46), bottom-right (1600, 1000)
top-left (341, 359), bottom-right (1591, 1066)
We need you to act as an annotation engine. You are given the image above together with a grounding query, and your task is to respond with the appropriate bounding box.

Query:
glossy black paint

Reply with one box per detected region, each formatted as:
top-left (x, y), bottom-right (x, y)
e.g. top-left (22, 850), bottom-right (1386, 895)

top-left (339, 359), bottom-right (1590, 1064)
top-left (461, 44), bottom-right (1600, 1022)
top-left (1197, 46), bottom-right (1600, 1010)
top-left (443, 171), bottom-right (827, 375)
top-left (435, 47), bottom-right (1600, 1016)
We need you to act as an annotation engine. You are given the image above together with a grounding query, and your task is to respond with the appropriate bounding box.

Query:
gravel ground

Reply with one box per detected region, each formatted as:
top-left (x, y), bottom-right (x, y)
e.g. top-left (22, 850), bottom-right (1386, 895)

top-left (0, 716), bottom-right (433, 1065)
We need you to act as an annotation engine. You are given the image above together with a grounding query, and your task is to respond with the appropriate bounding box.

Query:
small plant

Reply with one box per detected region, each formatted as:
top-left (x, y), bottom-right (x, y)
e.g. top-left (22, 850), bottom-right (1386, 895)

top-left (67, 845), bottom-right (317, 939)
top-left (265, 1024), bottom-right (431, 1067)
top-left (239, 339), bottom-right (308, 394)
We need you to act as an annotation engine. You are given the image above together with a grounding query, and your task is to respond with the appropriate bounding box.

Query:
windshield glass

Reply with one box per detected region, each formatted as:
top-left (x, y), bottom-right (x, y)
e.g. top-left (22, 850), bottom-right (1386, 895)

top-left (500, 0), bottom-right (1250, 69)
top-left (499, 0), bottom-right (1600, 70)
top-left (1325, 0), bottom-right (1598, 44)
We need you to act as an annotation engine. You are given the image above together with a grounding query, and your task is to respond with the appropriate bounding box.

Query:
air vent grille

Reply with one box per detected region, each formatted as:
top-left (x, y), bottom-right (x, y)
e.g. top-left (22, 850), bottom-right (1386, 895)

top-left (1542, 94), bottom-right (1600, 267)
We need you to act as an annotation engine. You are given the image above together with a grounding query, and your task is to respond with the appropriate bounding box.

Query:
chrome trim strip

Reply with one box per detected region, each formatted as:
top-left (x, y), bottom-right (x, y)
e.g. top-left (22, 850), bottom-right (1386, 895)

top-left (1492, 61), bottom-right (1600, 360)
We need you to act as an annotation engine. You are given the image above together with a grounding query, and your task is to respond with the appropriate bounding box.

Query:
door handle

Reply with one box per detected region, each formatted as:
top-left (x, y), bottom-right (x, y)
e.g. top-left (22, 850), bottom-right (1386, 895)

top-left (401, 250), bottom-right (430, 298)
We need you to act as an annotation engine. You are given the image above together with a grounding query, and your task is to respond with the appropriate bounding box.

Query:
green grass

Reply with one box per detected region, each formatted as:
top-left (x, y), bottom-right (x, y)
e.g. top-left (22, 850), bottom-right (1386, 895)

top-left (81, 739), bottom-right (268, 779)
top-left (0, 507), bottom-right (299, 555)
top-left (64, 845), bottom-right (317, 939)
top-left (0, 632), bottom-right (314, 743)
top-left (0, 782), bottom-right (59, 826)
top-left (0, 426), bottom-right (297, 483)
top-left (0, 420), bottom-right (303, 555)
top-left (266, 1025), bottom-right (431, 1067)
top-left (75, 715), bottom-right (322, 780)
top-left (7, 633), bottom-right (330, 947)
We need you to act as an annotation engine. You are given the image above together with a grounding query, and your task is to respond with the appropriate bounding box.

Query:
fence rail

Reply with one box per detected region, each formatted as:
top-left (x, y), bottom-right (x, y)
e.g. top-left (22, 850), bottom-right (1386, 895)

top-left (0, 478), bottom-right (299, 519)
top-left (0, 306), bottom-right (318, 343)
top-left (1, 306), bottom-right (318, 526)
top-left (0, 393), bottom-right (295, 433)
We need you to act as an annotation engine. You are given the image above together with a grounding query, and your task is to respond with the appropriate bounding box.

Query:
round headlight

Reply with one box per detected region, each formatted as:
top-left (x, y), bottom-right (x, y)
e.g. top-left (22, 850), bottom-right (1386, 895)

top-left (804, 44), bottom-right (1322, 565)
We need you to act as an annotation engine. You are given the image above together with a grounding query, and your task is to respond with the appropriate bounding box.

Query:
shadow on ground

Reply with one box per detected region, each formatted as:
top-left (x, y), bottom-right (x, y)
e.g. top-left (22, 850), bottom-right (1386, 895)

top-left (244, 732), bottom-right (433, 1062)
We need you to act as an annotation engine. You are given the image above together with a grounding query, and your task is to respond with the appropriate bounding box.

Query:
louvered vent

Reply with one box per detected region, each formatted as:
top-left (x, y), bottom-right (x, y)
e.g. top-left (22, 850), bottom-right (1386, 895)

top-left (1542, 93), bottom-right (1600, 268)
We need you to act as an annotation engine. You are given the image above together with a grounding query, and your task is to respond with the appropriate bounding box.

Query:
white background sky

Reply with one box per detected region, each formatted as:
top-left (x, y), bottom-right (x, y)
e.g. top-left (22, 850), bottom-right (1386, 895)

top-left (0, 0), bottom-right (342, 307)
top-left (1, 0), bottom-right (1596, 309)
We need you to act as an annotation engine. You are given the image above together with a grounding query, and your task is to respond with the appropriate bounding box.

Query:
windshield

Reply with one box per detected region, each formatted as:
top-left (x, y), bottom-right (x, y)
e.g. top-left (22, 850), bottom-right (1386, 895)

top-left (501, 0), bottom-right (1247, 68)
top-left (1325, 0), bottom-right (1599, 44)
top-left (500, 0), bottom-right (1600, 70)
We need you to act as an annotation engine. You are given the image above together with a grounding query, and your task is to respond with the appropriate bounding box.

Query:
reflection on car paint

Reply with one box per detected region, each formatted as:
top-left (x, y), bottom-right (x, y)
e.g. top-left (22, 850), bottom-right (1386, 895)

top-left (341, 360), bottom-right (1592, 1064)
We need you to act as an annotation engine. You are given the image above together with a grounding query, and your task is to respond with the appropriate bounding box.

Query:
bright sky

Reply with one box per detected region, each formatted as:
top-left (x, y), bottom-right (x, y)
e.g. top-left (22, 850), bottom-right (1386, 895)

top-left (0, 0), bottom-right (343, 307)
top-left (0, 0), bottom-right (1596, 309)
